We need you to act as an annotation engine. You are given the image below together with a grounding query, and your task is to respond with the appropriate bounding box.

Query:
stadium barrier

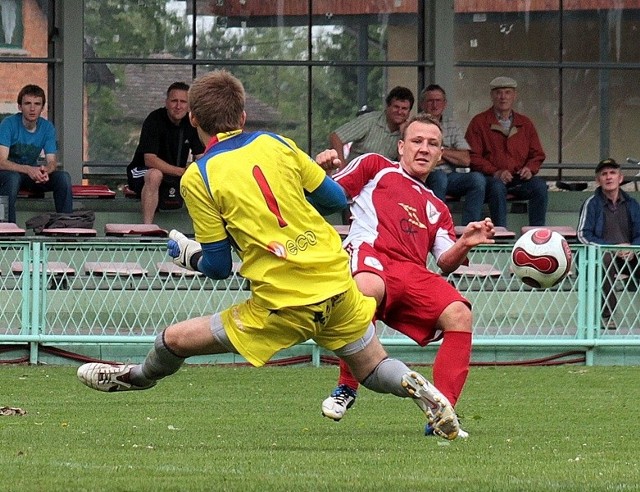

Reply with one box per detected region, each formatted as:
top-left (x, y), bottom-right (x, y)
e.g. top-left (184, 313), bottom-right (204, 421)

top-left (0, 240), bottom-right (638, 365)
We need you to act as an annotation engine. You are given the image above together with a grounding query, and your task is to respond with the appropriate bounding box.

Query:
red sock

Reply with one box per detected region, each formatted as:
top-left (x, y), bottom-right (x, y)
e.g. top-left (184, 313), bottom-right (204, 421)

top-left (337, 358), bottom-right (360, 391)
top-left (432, 331), bottom-right (472, 407)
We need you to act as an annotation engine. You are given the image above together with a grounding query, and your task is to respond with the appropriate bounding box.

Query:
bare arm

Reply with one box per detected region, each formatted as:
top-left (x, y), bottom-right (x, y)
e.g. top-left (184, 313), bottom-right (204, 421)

top-left (437, 218), bottom-right (495, 273)
top-left (315, 149), bottom-right (342, 174)
top-left (43, 154), bottom-right (58, 174)
top-left (144, 153), bottom-right (186, 177)
top-left (441, 148), bottom-right (471, 167)
top-left (0, 145), bottom-right (23, 173)
top-left (328, 132), bottom-right (347, 170)
top-left (0, 145), bottom-right (47, 182)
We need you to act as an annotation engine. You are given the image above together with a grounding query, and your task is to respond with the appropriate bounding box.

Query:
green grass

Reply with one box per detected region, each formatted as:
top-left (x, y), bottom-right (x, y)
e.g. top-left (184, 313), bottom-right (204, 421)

top-left (1, 364), bottom-right (639, 491)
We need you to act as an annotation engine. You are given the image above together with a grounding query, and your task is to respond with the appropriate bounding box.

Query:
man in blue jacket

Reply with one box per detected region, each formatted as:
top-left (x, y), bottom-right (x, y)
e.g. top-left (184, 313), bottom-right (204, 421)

top-left (577, 158), bottom-right (640, 329)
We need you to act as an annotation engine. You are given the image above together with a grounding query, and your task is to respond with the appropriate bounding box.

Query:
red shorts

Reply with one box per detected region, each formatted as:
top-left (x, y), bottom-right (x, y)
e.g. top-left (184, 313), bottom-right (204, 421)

top-left (348, 242), bottom-right (470, 346)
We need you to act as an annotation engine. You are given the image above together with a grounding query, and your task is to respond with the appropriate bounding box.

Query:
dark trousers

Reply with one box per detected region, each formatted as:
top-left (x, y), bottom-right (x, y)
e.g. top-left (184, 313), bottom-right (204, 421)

top-left (484, 175), bottom-right (548, 227)
top-left (601, 251), bottom-right (640, 319)
top-left (0, 169), bottom-right (73, 223)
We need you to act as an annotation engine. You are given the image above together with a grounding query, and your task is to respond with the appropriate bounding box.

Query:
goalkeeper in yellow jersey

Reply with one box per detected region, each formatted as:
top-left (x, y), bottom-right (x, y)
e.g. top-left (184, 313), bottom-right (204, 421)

top-left (77, 70), bottom-right (461, 440)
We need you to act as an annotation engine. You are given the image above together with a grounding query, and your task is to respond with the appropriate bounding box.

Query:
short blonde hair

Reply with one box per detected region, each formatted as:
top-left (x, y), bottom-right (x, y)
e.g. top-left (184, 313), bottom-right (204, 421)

top-left (400, 112), bottom-right (442, 140)
top-left (188, 70), bottom-right (245, 135)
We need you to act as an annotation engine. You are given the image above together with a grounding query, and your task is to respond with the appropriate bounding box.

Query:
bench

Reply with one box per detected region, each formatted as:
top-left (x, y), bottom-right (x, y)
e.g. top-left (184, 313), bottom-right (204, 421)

top-left (539, 163), bottom-right (640, 191)
top-left (12, 261), bottom-right (75, 289)
top-left (82, 161), bottom-right (128, 181)
top-left (521, 225), bottom-right (578, 242)
top-left (71, 185), bottom-right (116, 199)
top-left (84, 262), bottom-right (147, 276)
top-left (455, 225), bottom-right (515, 241)
top-left (40, 228), bottom-right (98, 237)
top-left (18, 184), bottom-right (116, 200)
top-left (104, 223), bottom-right (168, 237)
top-left (0, 223), bottom-right (26, 236)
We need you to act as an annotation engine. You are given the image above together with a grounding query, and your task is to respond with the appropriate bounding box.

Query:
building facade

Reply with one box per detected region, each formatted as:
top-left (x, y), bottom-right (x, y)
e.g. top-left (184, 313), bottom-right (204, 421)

top-left (0, 0), bottom-right (638, 184)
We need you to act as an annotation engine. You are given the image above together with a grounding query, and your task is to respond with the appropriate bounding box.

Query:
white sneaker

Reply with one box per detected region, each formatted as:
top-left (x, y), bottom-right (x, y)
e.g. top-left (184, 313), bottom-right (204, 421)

top-left (77, 363), bottom-right (155, 392)
top-left (401, 372), bottom-right (460, 440)
top-left (321, 384), bottom-right (357, 421)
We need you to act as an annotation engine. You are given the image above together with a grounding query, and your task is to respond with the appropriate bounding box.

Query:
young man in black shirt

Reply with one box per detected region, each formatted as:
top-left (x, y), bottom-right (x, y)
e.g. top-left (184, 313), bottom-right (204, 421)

top-left (127, 82), bottom-right (205, 223)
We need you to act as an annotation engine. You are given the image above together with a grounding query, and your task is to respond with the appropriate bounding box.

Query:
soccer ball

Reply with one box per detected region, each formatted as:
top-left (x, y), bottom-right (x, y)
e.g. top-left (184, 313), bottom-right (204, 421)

top-left (511, 228), bottom-right (573, 289)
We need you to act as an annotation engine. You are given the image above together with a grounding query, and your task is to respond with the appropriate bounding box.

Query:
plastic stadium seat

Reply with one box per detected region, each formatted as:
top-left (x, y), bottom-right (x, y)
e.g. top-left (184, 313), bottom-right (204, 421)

top-left (105, 223), bottom-right (168, 237)
top-left (17, 188), bottom-right (45, 198)
top-left (455, 225), bottom-right (515, 240)
top-left (41, 228), bottom-right (97, 237)
top-left (123, 185), bottom-right (138, 199)
top-left (11, 261), bottom-right (75, 276)
top-left (521, 225), bottom-right (577, 241)
top-left (83, 262), bottom-right (147, 276)
top-left (0, 223), bottom-right (26, 236)
top-left (451, 263), bottom-right (502, 278)
top-left (332, 224), bottom-right (350, 238)
top-left (156, 262), bottom-right (203, 277)
top-left (71, 184), bottom-right (116, 199)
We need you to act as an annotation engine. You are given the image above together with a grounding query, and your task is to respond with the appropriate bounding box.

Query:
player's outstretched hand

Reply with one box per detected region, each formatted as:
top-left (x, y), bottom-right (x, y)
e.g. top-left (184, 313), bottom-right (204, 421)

top-left (167, 229), bottom-right (202, 271)
top-left (315, 149), bottom-right (341, 173)
top-left (460, 217), bottom-right (495, 247)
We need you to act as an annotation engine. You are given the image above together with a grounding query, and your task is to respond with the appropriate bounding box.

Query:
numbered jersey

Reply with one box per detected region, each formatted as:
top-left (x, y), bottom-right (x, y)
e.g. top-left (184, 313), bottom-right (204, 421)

top-left (181, 130), bottom-right (351, 310)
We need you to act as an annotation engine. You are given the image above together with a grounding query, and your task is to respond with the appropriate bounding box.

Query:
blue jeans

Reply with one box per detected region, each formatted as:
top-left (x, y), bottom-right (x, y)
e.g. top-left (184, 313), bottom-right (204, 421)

top-left (0, 169), bottom-right (73, 223)
top-left (484, 175), bottom-right (548, 227)
top-left (426, 169), bottom-right (486, 225)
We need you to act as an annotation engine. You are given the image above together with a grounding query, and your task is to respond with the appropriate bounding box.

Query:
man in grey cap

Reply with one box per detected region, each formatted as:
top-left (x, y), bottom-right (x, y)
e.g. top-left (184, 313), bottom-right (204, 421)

top-left (577, 158), bottom-right (640, 329)
top-left (465, 76), bottom-right (547, 227)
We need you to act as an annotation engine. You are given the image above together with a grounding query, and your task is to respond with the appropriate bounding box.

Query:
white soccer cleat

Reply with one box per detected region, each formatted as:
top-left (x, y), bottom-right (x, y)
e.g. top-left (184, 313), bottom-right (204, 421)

top-left (77, 363), bottom-right (155, 392)
top-left (321, 384), bottom-right (357, 421)
top-left (457, 428), bottom-right (469, 439)
top-left (426, 422), bottom-right (469, 438)
top-left (426, 422), bottom-right (468, 438)
top-left (401, 372), bottom-right (460, 440)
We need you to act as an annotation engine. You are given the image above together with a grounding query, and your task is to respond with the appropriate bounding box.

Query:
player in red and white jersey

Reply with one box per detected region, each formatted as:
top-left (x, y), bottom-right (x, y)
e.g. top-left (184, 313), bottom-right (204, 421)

top-left (321, 113), bottom-right (496, 436)
top-left (335, 151), bottom-right (457, 269)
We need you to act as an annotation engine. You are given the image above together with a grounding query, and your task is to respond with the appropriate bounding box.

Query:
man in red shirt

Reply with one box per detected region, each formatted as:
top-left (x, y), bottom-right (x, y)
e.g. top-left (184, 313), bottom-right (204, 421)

top-left (319, 113), bottom-right (495, 437)
top-left (465, 76), bottom-right (547, 227)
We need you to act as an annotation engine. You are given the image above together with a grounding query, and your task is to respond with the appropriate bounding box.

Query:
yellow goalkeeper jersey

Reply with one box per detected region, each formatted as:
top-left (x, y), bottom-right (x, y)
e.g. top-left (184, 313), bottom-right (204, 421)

top-left (181, 130), bottom-right (351, 310)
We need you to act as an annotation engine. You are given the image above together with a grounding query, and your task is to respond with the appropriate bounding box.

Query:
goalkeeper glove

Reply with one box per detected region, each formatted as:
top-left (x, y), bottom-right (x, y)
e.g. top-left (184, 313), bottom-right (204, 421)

top-left (167, 229), bottom-right (202, 271)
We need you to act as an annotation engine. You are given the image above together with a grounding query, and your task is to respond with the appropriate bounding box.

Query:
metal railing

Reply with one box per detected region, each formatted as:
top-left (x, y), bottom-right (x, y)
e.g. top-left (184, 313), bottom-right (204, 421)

top-left (0, 240), bottom-right (638, 365)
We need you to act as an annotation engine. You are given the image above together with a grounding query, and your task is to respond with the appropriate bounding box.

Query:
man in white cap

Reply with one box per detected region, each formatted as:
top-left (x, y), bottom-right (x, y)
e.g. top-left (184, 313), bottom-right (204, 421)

top-left (465, 76), bottom-right (547, 227)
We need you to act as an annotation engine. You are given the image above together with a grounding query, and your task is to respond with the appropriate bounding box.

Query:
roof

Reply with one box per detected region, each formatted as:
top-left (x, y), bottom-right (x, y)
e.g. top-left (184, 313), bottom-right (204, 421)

top-left (117, 54), bottom-right (284, 127)
top-left (198, 0), bottom-right (639, 17)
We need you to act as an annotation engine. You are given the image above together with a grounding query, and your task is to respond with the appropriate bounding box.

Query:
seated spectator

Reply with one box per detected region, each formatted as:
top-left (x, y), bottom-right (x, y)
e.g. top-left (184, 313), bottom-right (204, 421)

top-left (421, 84), bottom-right (485, 224)
top-left (0, 84), bottom-right (73, 224)
top-left (127, 82), bottom-right (205, 224)
top-left (342, 105), bottom-right (374, 162)
top-left (465, 76), bottom-right (547, 227)
top-left (329, 86), bottom-right (414, 170)
top-left (577, 158), bottom-right (640, 330)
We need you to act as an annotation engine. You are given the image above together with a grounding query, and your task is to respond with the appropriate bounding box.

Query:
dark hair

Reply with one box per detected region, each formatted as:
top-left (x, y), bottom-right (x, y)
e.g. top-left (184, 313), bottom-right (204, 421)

top-left (385, 86), bottom-right (414, 110)
top-left (419, 84), bottom-right (447, 105)
top-left (167, 82), bottom-right (190, 96)
top-left (17, 85), bottom-right (46, 106)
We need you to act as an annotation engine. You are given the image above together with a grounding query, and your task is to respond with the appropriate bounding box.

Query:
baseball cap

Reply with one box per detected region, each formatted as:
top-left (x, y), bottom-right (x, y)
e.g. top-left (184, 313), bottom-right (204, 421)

top-left (595, 158), bottom-right (620, 173)
top-left (490, 76), bottom-right (518, 89)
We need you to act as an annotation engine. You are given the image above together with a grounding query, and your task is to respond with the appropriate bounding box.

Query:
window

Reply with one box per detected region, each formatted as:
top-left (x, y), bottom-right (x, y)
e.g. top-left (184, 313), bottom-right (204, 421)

top-left (0, 0), bottom-right (23, 49)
